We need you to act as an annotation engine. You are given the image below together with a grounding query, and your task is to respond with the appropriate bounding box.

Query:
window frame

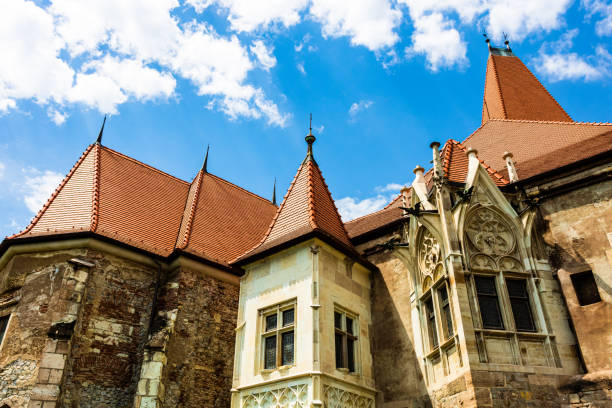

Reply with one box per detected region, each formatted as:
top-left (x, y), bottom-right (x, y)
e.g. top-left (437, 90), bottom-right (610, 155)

top-left (259, 299), bottom-right (296, 372)
top-left (420, 279), bottom-right (455, 354)
top-left (334, 306), bottom-right (359, 374)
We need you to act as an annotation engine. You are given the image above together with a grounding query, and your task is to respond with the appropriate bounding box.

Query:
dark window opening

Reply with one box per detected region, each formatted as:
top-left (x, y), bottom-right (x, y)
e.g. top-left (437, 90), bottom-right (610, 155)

top-left (281, 331), bottom-right (294, 365)
top-left (0, 315), bottom-right (8, 345)
top-left (571, 271), bottom-right (601, 306)
top-left (262, 305), bottom-right (295, 370)
top-left (425, 297), bottom-right (438, 348)
top-left (264, 335), bottom-right (276, 369)
top-left (506, 279), bottom-right (536, 332)
top-left (438, 286), bottom-right (454, 339)
top-left (334, 310), bottom-right (358, 372)
top-left (474, 276), bottom-right (504, 330)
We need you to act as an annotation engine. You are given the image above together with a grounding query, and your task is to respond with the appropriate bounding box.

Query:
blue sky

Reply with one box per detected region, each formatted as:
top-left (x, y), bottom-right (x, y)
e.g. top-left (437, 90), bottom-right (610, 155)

top-left (1, 0), bottom-right (611, 238)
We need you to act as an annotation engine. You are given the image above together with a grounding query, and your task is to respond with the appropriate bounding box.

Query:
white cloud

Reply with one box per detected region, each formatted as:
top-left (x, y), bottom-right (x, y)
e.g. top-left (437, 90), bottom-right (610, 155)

top-left (375, 182), bottom-right (406, 193)
top-left (310, 0), bottom-right (402, 51)
top-left (0, 0), bottom-right (286, 126)
top-left (250, 40), bottom-right (277, 71)
top-left (297, 62), bottom-right (306, 75)
top-left (336, 195), bottom-right (390, 221)
top-left (349, 100), bottom-right (373, 117)
top-left (0, 162), bottom-right (5, 179)
top-left (406, 12), bottom-right (467, 71)
top-left (583, 0), bottom-right (612, 36)
top-left (47, 108), bottom-right (68, 125)
top-left (205, 0), bottom-right (308, 32)
top-left (533, 30), bottom-right (610, 81)
top-left (23, 169), bottom-right (64, 213)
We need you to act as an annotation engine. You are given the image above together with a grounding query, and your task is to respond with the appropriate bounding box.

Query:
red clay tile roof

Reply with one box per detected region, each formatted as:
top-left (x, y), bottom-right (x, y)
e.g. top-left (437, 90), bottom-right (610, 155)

top-left (234, 155), bottom-right (354, 263)
top-left (8, 144), bottom-right (277, 265)
top-left (463, 119), bottom-right (612, 181)
top-left (482, 53), bottom-right (572, 124)
top-left (344, 193), bottom-right (405, 239)
top-left (441, 139), bottom-right (509, 186)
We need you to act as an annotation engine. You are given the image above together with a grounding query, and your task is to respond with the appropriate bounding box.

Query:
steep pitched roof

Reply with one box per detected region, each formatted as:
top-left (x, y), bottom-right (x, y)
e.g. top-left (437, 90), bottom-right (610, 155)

top-left (482, 50), bottom-right (572, 124)
top-left (441, 139), bottom-right (509, 186)
top-left (234, 145), bottom-right (354, 264)
top-left (8, 143), bottom-right (277, 265)
top-left (177, 170), bottom-right (279, 266)
top-left (344, 193), bottom-right (404, 239)
top-left (463, 120), bottom-right (612, 181)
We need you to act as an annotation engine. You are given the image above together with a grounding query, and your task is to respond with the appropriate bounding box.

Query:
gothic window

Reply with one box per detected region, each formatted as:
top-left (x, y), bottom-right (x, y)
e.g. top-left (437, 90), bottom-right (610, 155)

top-left (438, 285), bottom-right (454, 339)
top-left (424, 297), bottom-right (438, 349)
top-left (334, 308), bottom-right (358, 373)
top-left (0, 315), bottom-right (9, 345)
top-left (260, 300), bottom-right (295, 370)
top-left (473, 276), bottom-right (504, 330)
top-left (571, 271), bottom-right (601, 306)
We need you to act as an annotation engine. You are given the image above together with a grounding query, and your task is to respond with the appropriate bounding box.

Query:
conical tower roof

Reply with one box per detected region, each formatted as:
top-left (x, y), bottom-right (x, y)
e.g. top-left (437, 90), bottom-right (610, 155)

top-left (233, 130), bottom-right (356, 265)
top-left (482, 46), bottom-right (573, 124)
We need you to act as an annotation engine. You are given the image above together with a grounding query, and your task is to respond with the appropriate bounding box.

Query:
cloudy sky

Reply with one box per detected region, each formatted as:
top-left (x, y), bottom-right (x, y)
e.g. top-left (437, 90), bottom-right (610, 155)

top-left (0, 0), bottom-right (611, 238)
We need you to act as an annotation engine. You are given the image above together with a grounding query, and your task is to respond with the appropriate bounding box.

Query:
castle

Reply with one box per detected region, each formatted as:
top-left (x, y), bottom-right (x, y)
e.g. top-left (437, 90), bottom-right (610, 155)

top-left (0, 43), bottom-right (610, 408)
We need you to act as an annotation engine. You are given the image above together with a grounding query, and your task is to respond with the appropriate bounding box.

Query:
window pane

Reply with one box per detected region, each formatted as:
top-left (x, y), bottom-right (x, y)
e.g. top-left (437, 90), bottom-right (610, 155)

top-left (425, 298), bottom-right (438, 348)
top-left (478, 296), bottom-right (504, 329)
top-left (265, 314), bottom-right (277, 332)
top-left (282, 309), bottom-right (294, 327)
top-left (442, 304), bottom-right (453, 338)
top-left (335, 332), bottom-right (344, 368)
top-left (334, 312), bottom-right (343, 329)
top-left (474, 276), bottom-right (504, 330)
top-left (0, 315), bottom-right (8, 343)
top-left (264, 336), bottom-right (276, 369)
top-left (474, 275), bottom-right (496, 295)
top-left (439, 286), bottom-right (449, 305)
top-left (347, 338), bottom-right (355, 372)
top-left (506, 279), bottom-right (535, 332)
top-left (570, 271), bottom-right (601, 306)
top-left (346, 318), bottom-right (353, 335)
top-left (281, 331), bottom-right (294, 365)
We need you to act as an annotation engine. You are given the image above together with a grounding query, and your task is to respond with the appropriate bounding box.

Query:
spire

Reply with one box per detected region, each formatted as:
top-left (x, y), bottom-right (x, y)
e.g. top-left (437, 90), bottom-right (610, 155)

top-left (481, 43), bottom-right (572, 124)
top-left (272, 178), bottom-right (277, 206)
top-left (305, 113), bottom-right (315, 159)
top-left (202, 144), bottom-right (210, 172)
top-left (96, 116), bottom-right (106, 145)
top-left (233, 134), bottom-right (355, 265)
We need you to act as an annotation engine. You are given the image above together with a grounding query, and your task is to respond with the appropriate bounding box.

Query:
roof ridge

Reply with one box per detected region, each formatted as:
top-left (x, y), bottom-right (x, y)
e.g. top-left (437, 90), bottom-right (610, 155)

top-left (91, 143), bottom-right (101, 232)
top-left (454, 140), bottom-right (509, 184)
top-left (306, 161), bottom-right (318, 230)
top-left (207, 172), bottom-right (274, 205)
top-left (515, 55), bottom-right (573, 122)
top-left (309, 160), bottom-right (352, 243)
top-left (489, 55), bottom-right (508, 119)
top-left (8, 144), bottom-right (95, 239)
top-left (486, 118), bottom-right (612, 126)
top-left (232, 159), bottom-right (307, 262)
top-left (176, 170), bottom-right (205, 250)
top-left (100, 145), bottom-right (189, 185)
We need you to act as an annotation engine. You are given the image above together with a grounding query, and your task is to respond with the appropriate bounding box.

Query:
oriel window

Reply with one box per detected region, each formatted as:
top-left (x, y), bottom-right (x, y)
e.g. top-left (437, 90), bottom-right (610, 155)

top-left (474, 276), bottom-right (504, 330)
top-left (334, 308), bottom-right (358, 373)
top-left (261, 300), bottom-right (296, 370)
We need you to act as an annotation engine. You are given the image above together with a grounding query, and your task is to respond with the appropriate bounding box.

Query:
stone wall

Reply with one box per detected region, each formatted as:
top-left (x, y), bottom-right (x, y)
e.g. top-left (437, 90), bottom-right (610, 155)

top-left (161, 266), bottom-right (239, 407)
top-left (539, 179), bottom-right (612, 374)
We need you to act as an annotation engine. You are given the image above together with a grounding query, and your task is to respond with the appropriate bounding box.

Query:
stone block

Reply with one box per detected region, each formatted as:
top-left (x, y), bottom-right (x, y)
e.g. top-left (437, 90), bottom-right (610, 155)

top-left (30, 384), bottom-right (60, 401)
top-left (42, 402), bottom-right (56, 408)
top-left (28, 401), bottom-right (43, 408)
top-left (37, 368), bottom-right (50, 383)
top-left (472, 371), bottom-right (505, 388)
top-left (140, 396), bottom-right (159, 408)
top-left (569, 394), bottom-right (580, 404)
top-left (137, 379), bottom-right (148, 395)
top-left (475, 387), bottom-right (492, 405)
top-left (43, 340), bottom-right (57, 353)
top-left (55, 340), bottom-right (69, 354)
top-left (48, 369), bottom-right (63, 385)
top-left (40, 353), bottom-right (65, 370)
top-left (141, 361), bottom-right (163, 379)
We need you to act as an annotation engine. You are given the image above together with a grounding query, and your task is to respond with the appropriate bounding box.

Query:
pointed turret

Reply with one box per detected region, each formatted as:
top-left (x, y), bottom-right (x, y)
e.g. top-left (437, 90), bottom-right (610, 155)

top-left (233, 122), bottom-right (355, 265)
top-left (481, 42), bottom-right (573, 124)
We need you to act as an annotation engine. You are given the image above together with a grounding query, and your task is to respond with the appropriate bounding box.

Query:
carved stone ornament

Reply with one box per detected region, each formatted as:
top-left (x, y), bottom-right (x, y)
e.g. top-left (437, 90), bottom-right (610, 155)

top-left (242, 383), bottom-right (308, 408)
top-left (418, 228), bottom-right (442, 278)
top-left (465, 207), bottom-right (515, 256)
top-left (323, 385), bottom-right (374, 408)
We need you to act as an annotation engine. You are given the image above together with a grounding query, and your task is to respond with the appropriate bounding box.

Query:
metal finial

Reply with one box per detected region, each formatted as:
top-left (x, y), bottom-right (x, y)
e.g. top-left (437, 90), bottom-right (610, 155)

top-left (305, 113), bottom-right (315, 157)
top-left (503, 32), bottom-right (511, 50)
top-left (272, 178), bottom-right (277, 206)
top-left (202, 144), bottom-right (210, 172)
top-left (96, 116), bottom-right (106, 144)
